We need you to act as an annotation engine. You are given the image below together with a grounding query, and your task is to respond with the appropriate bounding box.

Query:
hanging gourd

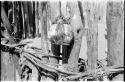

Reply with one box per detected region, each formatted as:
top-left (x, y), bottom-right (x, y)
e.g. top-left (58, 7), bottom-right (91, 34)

top-left (48, 2), bottom-right (73, 45)
top-left (48, 15), bottom-right (73, 45)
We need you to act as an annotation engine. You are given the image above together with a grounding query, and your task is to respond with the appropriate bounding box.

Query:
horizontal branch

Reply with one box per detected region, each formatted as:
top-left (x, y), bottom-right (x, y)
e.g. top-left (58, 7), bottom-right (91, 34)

top-left (23, 52), bottom-right (79, 75)
top-left (1, 40), bottom-right (124, 80)
top-left (1, 42), bottom-right (78, 75)
top-left (65, 66), bottom-right (124, 80)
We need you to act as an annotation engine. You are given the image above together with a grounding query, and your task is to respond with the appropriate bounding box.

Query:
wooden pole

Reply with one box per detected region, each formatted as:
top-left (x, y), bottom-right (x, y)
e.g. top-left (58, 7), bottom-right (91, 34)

top-left (85, 2), bottom-right (99, 71)
top-left (106, 1), bottom-right (124, 67)
top-left (67, 1), bottom-right (86, 72)
top-left (106, 1), bottom-right (124, 80)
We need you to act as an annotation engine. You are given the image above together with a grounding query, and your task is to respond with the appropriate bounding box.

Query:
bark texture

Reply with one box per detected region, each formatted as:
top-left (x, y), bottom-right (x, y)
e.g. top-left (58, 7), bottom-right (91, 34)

top-left (106, 1), bottom-right (124, 67)
top-left (67, 2), bottom-right (85, 72)
top-left (85, 2), bottom-right (99, 70)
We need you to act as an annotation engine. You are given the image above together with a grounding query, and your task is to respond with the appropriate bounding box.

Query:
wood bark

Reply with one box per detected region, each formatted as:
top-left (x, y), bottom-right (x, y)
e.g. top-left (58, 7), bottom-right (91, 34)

top-left (85, 2), bottom-right (99, 71)
top-left (1, 52), bottom-right (15, 80)
top-left (106, 1), bottom-right (124, 67)
top-left (67, 1), bottom-right (85, 72)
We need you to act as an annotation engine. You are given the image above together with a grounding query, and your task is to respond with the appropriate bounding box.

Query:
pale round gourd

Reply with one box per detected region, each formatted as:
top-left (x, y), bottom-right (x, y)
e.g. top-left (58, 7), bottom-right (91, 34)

top-left (48, 22), bottom-right (73, 45)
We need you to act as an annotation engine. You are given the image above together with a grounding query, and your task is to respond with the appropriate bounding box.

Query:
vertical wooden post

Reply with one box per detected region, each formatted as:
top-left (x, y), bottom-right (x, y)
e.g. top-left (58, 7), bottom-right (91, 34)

top-left (106, 1), bottom-right (124, 67)
top-left (106, 1), bottom-right (124, 80)
top-left (67, 1), bottom-right (85, 72)
top-left (85, 2), bottom-right (98, 71)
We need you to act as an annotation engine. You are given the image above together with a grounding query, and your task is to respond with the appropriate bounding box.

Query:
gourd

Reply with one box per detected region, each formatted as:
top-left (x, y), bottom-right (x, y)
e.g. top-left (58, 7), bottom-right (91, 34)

top-left (48, 15), bottom-right (73, 45)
